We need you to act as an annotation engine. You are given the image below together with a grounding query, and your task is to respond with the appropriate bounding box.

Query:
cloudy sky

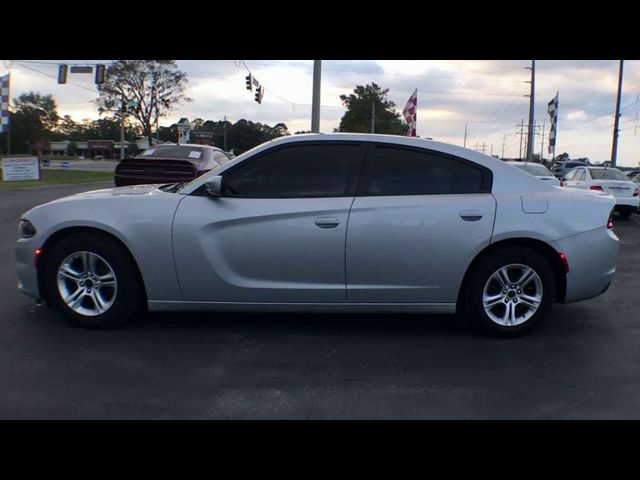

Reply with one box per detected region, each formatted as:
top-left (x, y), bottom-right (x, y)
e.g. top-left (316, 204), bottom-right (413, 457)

top-left (2, 60), bottom-right (639, 167)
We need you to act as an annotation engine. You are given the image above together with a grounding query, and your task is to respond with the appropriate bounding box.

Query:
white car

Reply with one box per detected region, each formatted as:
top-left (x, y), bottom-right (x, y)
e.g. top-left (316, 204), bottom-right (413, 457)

top-left (562, 166), bottom-right (639, 218)
top-left (506, 162), bottom-right (561, 186)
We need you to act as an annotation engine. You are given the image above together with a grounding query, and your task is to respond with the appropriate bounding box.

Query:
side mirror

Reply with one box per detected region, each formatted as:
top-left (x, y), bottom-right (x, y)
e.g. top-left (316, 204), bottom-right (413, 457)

top-left (204, 176), bottom-right (224, 197)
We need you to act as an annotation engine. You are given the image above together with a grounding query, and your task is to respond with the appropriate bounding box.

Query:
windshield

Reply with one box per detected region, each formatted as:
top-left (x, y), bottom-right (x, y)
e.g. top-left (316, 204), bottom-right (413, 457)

top-left (137, 145), bottom-right (205, 160)
top-left (589, 168), bottom-right (628, 180)
top-left (513, 163), bottom-right (553, 176)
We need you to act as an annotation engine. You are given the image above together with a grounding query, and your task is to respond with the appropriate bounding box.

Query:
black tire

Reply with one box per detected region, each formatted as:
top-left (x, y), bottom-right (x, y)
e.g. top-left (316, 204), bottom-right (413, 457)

top-left (461, 247), bottom-right (556, 337)
top-left (42, 232), bottom-right (143, 329)
top-left (617, 209), bottom-right (633, 220)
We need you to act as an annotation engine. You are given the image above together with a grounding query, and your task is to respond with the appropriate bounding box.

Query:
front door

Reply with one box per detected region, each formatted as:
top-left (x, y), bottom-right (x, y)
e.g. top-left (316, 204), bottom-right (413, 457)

top-left (173, 141), bottom-right (366, 303)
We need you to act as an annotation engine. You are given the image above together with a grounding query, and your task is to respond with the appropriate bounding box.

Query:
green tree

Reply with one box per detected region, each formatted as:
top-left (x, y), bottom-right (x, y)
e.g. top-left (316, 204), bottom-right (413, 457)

top-left (67, 141), bottom-right (78, 156)
top-left (337, 83), bottom-right (407, 135)
top-left (1, 92), bottom-right (60, 154)
top-left (96, 60), bottom-right (191, 146)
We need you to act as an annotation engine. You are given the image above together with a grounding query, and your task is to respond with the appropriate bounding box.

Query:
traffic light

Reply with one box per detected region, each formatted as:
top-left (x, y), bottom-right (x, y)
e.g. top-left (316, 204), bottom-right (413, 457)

top-left (245, 74), bottom-right (252, 91)
top-left (95, 64), bottom-right (106, 84)
top-left (255, 86), bottom-right (264, 104)
top-left (57, 64), bottom-right (68, 84)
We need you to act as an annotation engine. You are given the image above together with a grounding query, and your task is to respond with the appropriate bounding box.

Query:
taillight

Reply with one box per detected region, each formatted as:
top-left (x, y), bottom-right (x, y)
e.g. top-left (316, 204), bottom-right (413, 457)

top-left (590, 185), bottom-right (604, 191)
top-left (633, 187), bottom-right (639, 197)
top-left (559, 180), bottom-right (564, 187)
top-left (608, 214), bottom-right (614, 229)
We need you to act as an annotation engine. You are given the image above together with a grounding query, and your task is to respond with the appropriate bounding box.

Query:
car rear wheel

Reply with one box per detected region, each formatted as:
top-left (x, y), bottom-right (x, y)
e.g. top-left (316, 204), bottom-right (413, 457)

top-left (462, 247), bottom-right (555, 336)
top-left (42, 232), bottom-right (143, 329)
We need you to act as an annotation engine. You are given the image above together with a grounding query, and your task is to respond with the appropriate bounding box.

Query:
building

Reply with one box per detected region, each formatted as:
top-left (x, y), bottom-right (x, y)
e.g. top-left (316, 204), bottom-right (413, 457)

top-left (47, 140), bottom-right (133, 160)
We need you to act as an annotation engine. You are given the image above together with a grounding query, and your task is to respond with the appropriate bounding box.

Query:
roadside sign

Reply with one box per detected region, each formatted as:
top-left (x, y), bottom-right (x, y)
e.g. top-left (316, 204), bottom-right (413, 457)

top-left (1, 157), bottom-right (41, 182)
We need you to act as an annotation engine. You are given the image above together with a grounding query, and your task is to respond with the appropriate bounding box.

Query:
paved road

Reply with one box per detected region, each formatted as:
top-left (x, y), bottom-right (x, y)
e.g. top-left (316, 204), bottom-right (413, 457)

top-left (1, 183), bottom-right (639, 419)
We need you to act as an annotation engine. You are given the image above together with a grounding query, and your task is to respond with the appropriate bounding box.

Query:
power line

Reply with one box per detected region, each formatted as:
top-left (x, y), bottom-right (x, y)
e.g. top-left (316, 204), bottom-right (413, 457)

top-left (9, 61), bottom-right (97, 94)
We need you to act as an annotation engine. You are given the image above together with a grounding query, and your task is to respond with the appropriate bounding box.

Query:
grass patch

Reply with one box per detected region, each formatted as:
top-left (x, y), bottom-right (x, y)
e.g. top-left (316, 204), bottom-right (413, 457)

top-left (0, 169), bottom-right (114, 189)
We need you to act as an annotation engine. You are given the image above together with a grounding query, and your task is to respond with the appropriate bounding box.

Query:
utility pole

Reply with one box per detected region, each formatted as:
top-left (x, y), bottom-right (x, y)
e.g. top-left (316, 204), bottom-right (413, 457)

top-left (120, 98), bottom-right (125, 160)
top-left (371, 101), bottom-right (375, 133)
top-left (517, 118), bottom-right (526, 160)
top-left (6, 108), bottom-right (10, 155)
top-left (540, 118), bottom-right (546, 163)
top-left (525, 60), bottom-right (536, 162)
top-left (501, 133), bottom-right (506, 160)
top-left (611, 60), bottom-right (624, 167)
top-left (223, 115), bottom-right (227, 151)
top-left (463, 123), bottom-right (468, 148)
top-left (311, 60), bottom-right (322, 133)
top-left (474, 142), bottom-right (487, 153)
top-left (490, 144), bottom-right (494, 156)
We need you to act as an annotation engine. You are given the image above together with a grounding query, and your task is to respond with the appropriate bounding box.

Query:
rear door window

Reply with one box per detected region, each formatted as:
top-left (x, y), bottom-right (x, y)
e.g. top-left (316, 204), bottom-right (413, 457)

top-left (357, 144), bottom-right (491, 196)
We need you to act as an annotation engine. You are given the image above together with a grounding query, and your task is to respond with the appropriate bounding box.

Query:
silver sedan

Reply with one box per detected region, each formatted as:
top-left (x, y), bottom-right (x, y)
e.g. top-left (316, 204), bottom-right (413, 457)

top-left (16, 134), bottom-right (619, 336)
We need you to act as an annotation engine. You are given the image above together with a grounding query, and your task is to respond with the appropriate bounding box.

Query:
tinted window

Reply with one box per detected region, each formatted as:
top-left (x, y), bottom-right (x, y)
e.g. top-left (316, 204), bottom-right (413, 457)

top-left (358, 145), bottom-right (490, 196)
top-left (212, 151), bottom-right (230, 166)
top-left (223, 143), bottom-right (364, 198)
top-left (137, 145), bottom-right (204, 159)
top-left (576, 169), bottom-right (586, 181)
top-left (514, 163), bottom-right (553, 176)
top-left (590, 168), bottom-right (628, 180)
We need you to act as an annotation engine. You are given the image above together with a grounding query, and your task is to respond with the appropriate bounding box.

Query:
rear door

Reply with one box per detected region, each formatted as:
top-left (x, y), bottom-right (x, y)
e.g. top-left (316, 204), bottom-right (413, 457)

top-left (345, 143), bottom-right (496, 304)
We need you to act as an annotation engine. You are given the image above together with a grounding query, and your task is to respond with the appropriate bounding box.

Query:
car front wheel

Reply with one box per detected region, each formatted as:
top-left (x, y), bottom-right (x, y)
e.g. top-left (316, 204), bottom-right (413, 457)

top-left (42, 232), bottom-right (143, 329)
top-left (462, 247), bottom-right (556, 336)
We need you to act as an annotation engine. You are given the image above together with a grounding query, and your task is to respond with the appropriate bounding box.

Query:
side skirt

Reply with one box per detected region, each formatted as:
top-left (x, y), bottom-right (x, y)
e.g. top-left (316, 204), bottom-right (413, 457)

top-left (148, 301), bottom-right (457, 314)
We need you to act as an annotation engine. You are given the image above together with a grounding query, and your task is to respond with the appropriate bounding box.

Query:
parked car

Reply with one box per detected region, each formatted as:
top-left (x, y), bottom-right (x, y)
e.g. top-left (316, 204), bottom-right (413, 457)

top-left (551, 161), bottom-right (588, 179)
top-left (506, 161), bottom-right (561, 185)
top-left (114, 144), bottom-right (230, 187)
top-left (625, 169), bottom-right (640, 179)
top-left (561, 166), bottom-right (639, 218)
top-left (16, 134), bottom-right (619, 336)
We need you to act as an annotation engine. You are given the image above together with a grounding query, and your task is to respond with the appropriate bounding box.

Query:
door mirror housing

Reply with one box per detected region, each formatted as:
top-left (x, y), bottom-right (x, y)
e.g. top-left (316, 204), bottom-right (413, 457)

top-left (204, 176), bottom-right (224, 197)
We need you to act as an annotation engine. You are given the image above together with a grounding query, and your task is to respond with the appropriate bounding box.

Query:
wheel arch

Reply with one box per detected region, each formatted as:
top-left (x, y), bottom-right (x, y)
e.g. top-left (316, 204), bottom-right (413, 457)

top-left (457, 237), bottom-right (567, 313)
top-left (37, 226), bottom-right (148, 307)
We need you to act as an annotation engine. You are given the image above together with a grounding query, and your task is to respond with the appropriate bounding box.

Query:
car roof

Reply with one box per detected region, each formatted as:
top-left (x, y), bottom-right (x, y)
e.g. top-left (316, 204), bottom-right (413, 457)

top-left (180, 133), bottom-right (550, 196)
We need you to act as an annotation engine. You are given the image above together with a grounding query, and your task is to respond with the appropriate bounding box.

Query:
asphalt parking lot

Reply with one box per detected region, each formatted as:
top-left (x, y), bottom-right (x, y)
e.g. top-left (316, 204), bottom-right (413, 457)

top-left (1, 182), bottom-right (639, 419)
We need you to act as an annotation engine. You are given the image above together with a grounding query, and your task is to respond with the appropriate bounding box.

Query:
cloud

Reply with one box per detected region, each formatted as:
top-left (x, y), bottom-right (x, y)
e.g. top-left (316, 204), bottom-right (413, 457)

top-left (2, 59), bottom-right (639, 166)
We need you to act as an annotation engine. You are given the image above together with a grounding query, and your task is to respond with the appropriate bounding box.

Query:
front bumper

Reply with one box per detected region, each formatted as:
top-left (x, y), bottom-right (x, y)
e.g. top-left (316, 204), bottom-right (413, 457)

top-left (16, 237), bottom-right (42, 301)
top-left (550, 226), bottom-right (619, 303)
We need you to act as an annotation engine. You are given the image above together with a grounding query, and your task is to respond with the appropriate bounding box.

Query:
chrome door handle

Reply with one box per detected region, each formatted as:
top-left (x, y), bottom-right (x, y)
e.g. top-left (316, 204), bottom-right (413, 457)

top-left (459, 210), bottom-right (483, 221)
top-left (314, 216), bottom-right (340, 229)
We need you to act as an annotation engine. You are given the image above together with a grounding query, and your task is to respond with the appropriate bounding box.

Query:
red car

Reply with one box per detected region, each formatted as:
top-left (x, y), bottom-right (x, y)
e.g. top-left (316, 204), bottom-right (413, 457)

top-left (114, 144), bottom-right (230, 187)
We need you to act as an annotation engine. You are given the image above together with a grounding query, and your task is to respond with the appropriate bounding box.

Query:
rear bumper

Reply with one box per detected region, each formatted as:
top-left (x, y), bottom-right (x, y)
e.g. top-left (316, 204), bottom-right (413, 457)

top-left (613, 197), bottom-right (639, 209)
top-left (550, 226), bottom-right (619, 303)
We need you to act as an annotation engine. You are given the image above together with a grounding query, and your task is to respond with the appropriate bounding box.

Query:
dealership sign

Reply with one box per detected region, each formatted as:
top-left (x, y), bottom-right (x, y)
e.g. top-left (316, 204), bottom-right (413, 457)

top-left (1, 157), bottom-right (41, 181)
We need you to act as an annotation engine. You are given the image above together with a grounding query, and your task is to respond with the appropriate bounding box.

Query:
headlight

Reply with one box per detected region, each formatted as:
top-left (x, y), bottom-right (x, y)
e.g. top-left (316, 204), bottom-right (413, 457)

top-left (19, 219), bottom-right (36, 238)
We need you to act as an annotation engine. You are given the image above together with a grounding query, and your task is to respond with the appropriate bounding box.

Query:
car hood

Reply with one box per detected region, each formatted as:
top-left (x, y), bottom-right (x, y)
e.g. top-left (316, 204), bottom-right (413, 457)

top-left (70, 183), bottom-right (166, 198)
top-left (37, 184), bottom-right (173, 209)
